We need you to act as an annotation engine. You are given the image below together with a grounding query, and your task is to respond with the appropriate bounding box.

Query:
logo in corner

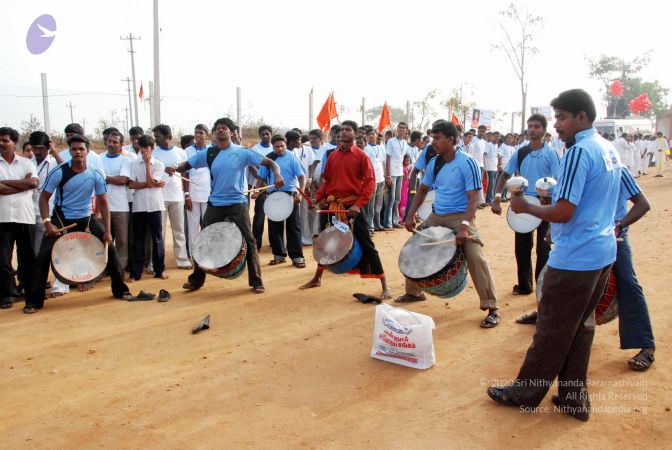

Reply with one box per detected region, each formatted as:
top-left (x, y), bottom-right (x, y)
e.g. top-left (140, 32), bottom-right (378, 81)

top-left (26, 14), bottom-right (57, 55)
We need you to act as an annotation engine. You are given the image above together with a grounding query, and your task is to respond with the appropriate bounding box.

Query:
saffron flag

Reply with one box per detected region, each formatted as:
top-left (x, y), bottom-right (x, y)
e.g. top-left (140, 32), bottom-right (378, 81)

top-left (138, 82), bottom-right (144, 101)
top-left (378, 102), bottom-right (391, 132)
top-left (317, 92), bottom-right (338, 133)
top-left (451, 113), bottom-right (461, 125)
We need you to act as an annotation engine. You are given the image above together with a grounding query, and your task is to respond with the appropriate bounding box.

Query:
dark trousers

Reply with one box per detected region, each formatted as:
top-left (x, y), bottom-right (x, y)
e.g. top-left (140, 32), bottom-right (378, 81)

top-left (268, 198), bottom-right (303, 260)
top-left (131, 211), bottom-right (165, 280)
top-left (486, 170), bottom-right (498, 203)
top-left (614, 233), bottom-right (655, 349)
top-left (510, 264), bottom-right (611, 407)
top-left (26, 214), bottom-right (130, 308)
top-left (0, 222), bottom-right (35, 301)
top-left (252, 192), bottom-right (267, 250)
top-left (188, 203), bottom-right (263, 288)
top-left (514, 221), bottom-right (550, 294)
top-left (320, 211), bottom-right (384, 276)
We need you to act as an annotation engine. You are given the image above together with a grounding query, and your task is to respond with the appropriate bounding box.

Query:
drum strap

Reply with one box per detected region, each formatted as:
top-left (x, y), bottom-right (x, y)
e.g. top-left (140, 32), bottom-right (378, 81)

top-left (516, 145), bottom-right (533, 175)
top-left (424, 144), bottom-right (436, 165)
top-left (55, 163), bottom-right (81, 209)
top-left (326, 194), bottom-right (359, 222)
top-left (206, 146), bottom-right (222, 178)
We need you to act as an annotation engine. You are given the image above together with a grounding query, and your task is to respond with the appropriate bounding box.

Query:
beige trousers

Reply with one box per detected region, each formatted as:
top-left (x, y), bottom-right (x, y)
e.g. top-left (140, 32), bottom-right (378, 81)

top-left (405, 212), bottom-right (498, 310)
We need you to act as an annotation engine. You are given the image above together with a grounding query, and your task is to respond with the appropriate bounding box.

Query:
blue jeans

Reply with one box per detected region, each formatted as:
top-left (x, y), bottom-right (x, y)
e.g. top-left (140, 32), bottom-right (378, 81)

top-left (613, 233), bottom-right (655, 349)
top-left (364, 182), bottom-right (385, 231)
top-left (486, 170), bottom-right (497, 203)
top-left (383, 176), bottom-right (403, 228)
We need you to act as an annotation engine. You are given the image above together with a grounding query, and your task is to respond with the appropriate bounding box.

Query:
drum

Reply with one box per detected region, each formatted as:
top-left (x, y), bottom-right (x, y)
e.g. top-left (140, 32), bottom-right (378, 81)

top-left (417, 190), bottom-right (435, 221)
top-left (264, 191), bottom-right (294, 222)
top-left (536, 265), bottom-right (618, 325)
top-left (507, 195), bottom-right (542, 233)
top-left (398, 226), bottom-right (468, 299)
top-left (313, 224), bottom-right (362, 274)
top-left (51, 231), bottom-right (106, 285)
top-left (192, 221), bottom-right (247, 279)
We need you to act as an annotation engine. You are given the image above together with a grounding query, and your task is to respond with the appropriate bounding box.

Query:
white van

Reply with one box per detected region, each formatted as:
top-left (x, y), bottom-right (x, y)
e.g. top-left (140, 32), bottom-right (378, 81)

top-left (594, 118), bottom-right (654, 137)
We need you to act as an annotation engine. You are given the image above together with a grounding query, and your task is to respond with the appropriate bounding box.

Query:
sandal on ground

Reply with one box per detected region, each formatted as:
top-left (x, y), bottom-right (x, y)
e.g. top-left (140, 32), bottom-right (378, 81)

top-left (480, 312), bottom-right (500, 328)
top-left (182, 282), bottom-right (201, 291)
top-left (628, 349), bottom-right (655, 371)
top-left (292, 258), bottom-right (306, 268)
top-left (394, 293), bottom-right (427, 303)
top-left (125, 290), bottom-right (155, 301)
top-left (516, 311), bottom-right (538, 325)
top-left (158, 289), bottom-right (171, 302)
top-left (269, 257), bottom-right (287, 266)
top-left (487, 387), bottom-right (520, 407)
top-left (512, 285), bottom-right (532, 296)
top-left (22, 306), bottom-right (41, 314)
top-left (551, 394), bottom-right (590, 421)
top-left (353, 293), bottom-right (382, 304)
top-left (252, 286), bottom-right (265, 294)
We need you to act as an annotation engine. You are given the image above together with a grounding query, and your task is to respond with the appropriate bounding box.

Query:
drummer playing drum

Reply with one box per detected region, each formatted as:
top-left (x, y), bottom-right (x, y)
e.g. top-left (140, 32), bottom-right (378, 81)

top-left (491, 113), bottom-right (560, 320)
top-left (300, 120), bottom-right (391, 300)
top-left (166, 118), bottom-right (284, 294)
top-left (252, 133), bottom-right (307, 268)
top-left (25, 134), bottom-right (130, 313)
top-left (401, 120), bottom-right (501, 328)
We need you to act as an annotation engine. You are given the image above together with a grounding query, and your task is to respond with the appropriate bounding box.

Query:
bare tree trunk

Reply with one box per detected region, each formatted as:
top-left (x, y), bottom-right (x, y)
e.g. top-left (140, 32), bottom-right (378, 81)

top-left (520, 81), bottom-right (527, 133)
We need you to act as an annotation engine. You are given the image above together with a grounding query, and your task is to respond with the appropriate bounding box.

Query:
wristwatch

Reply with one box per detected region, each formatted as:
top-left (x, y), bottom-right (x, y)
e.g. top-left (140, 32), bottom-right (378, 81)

top-left (461, 220), bottom-right (470, 226)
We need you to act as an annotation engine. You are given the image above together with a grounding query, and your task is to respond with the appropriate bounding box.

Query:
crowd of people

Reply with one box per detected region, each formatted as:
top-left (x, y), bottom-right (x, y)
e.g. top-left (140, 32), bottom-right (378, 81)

top-left (0, 88), bottom-right (666, 421)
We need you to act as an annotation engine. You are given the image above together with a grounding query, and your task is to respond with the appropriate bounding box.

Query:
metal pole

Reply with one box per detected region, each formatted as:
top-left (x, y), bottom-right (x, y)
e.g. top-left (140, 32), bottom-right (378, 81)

top-left (40, 73), bottom-right (50, 132)
top-left (406, 100), bottom-right (410, 125)
top-left (122, 77), bottom-right (133, 129)
top-left (308, 89), bottom-right (313, 131)
top-left (148, 81), bottom-right (155, 127)
top-left (153, 0), bottom-right (161, 124)
top-left (121, 33), bottom-right (142, 126)
top-left (66, 101), bottom-right (75, 123)
top-left (236, 87), bottom-right (241, 127)
top-left (361, 97), bottom-right (366, 126)
top-left (124, 107), bottom-right (130, 133)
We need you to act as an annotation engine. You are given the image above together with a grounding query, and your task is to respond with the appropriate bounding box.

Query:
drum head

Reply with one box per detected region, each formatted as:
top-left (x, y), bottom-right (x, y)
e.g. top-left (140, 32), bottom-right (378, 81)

top-left (313, 226), bottom-right (353, 266)
top-left (264, 191), bottom-right (294, 222)
top-left (398, 226), bottom-right (456, 279)
top-left (193, 222), bottom-right (244, 271)
top-left (507, 195), bottom-right (542, 233)
top-left (417, 190), bottom-right (435, 221)
top-left (51, 232), bottom-right (106, 285)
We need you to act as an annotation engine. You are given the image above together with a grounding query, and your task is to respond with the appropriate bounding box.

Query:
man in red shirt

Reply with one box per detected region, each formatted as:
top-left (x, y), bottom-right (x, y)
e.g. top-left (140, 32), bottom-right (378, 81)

top-left (300, 120), bottom-right (391, 299)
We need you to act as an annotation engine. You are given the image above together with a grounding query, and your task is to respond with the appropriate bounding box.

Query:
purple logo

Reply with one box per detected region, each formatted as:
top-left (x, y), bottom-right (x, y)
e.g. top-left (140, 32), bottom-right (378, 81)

top-left (26, 14), bottom-right (56, 55)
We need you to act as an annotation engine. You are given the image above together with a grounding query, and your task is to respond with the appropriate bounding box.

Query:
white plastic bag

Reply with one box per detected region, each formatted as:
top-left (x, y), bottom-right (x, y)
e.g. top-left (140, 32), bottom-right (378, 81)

top-left (370, 304), bottom-right (436, 369)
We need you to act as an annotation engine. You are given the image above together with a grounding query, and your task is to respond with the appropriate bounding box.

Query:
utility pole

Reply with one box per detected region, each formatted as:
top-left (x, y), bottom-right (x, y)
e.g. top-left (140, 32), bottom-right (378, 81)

top-left (121, 33), bottom-right (141, 126)
top-left (236, 87), bottom-right (241, 127)
top-left (122, 77), bottom-right (133, 130)
top-left (153, 0), bottom-right (161, 124)
top-left (123, 107), bottom-right (130, 133)
top-left (361, 97), bottom-right (366, 126)
top-left (308, 88), bottom-right (313, 131)
top-left (406, 100), bottom-right (411, 125)
top-left (148, 81), bottom-right (156, 127)
top-left (40, 73), bottom-right (50, 133)
top-left (66, 101), bottom-right (76, 124)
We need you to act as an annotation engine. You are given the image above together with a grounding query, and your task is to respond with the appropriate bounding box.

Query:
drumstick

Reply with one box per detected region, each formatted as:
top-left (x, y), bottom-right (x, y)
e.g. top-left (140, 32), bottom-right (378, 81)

top-left (171, 173), bottom-right (199, 185)
top-left (104, 242), bottom-right (109, 265)
top-left (420, 235), bottom-right (477, 247)
top-left (317, 209), bottom-right (349, 214)
top-left (243, 184), bottom-right (275, 194)
top-left (295, 186), bottom-right (314, 208)
top-left (412, 228), bottom-right (433, 239)
top-left (53, 223), bottom-right (77, 233)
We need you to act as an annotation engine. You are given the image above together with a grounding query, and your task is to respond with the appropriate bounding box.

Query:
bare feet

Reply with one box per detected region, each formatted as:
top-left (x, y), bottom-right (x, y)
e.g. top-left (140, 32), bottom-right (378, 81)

top-left (381, 289), bottom-right (392, 300)
top-left (79, 283), bottom-right (94, 292)
top-left (126, 278), bottom-right (136, 284)
top-left (299, 279), bottom-right (321, 289)
top-left (158, 273), bottom-right (168, 280)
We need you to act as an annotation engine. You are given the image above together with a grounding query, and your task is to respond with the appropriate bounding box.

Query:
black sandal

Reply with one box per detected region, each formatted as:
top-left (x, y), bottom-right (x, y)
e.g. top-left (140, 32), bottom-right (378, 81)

top-left (158, 289), bottom-right (171, 302)
top-left (252, 286), bottom-right (265, 294)
top-left (628, 349), bottom-right (655, 371)
top-left (353, 293), bottom-right (382, 304)
top-left (22, 306), bottom-right (41, 314)
top-left (487, 387), bottom-right (519, 407)
top-left (480, 312), bottom-right (500, 328)
top-left (516, 311), bottom-right (538, 325)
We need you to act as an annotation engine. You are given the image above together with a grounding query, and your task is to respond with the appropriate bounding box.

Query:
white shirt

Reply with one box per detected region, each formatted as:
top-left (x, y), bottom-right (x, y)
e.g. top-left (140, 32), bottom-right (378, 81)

top-left (122, 144), bottom-right (140, 158)
top-left (248, 142), bottom-right (272, 185)
top-left (0, 154), bottom-right (38, 224)
top-left (365, 143), bottom-right (385, 184)
top-left (465, 141), bottom-right (484, 168)
top-left (385, 137), bottom-right (408, 177)
top-left (498, 144), bottom-right (515, 167)
top-left (407, 146), bottom-right (420, 165)
top-left (32, 155), bottom-right (57, 216)
top-left (151, 146), bottom-right (188, 202)
top-left (101, 153), bottom-right (132, 212)
top-left (613, 137), bottom-right (630, 162)
top-left (484, 142), bottom-right (498, 171)
top-left (131, 157), bottom-right (166, 213)
top-left (185, 145), bottom-right (212, 203)
top-left (58, 148), bottom-right (107, 176)
top-left (292, 144), bottom-right (316, 178)
top-left (315, 141), bottom-right (337, 177)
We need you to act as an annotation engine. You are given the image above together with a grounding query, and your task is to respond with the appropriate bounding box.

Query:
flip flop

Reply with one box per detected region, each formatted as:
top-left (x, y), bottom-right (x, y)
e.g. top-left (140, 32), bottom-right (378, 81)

top-left (158, 289), bottom-right (171, 302)
top-left (480, 312), bottom-right (500, 328)
top-left (192, 314), bottom-right (210, 334)
top-left (124, 290), bottom-right (156, 301)
top-left (516, 311), bottom-right (538, 325)
top-left (353, 293), bottom-right (382, 304)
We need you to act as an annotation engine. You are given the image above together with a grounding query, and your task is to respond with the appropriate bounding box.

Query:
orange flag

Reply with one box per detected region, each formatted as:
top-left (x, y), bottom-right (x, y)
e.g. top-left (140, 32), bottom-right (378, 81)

top-left (378, 102), bottom-right (391, 132)
top-left (317, 92), bottom-right (338, 133)
top-left (138, 82), bottom-right (144, 100)
top-left (451, 113), bottom-right (460, 125)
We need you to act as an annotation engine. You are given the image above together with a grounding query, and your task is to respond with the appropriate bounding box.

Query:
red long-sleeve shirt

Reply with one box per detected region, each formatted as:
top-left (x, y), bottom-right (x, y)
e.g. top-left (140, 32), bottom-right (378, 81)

top-left (315, 145), bottom-right (375, 209)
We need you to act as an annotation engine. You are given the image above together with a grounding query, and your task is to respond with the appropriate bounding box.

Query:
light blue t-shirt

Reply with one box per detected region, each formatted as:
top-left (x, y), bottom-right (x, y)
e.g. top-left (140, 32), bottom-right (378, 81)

top-left (504, 143), bottom-right (561, 197)
top-left (414, 145), bottom-right (434, 172)
top-left (421, 151), bottom-right (482, 215)
top-left (615, 166), bottom-right (641, 223)
top-left (189, 144), bottom-right (264, 206)
top-left (258, 151), bottom-right (305, 193)
top-left (43, 161), bottom-right (107, 219)
top-left (548, 128), bottom-right (621, 271)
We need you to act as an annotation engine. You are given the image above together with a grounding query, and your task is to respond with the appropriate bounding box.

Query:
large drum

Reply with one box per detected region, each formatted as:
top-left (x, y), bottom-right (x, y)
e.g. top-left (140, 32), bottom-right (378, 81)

top-left (398, 226), bottom-right (468, 299)
top-left (51, 231), bottom-right (106, 285)
top-left (507, 195), bottom-right (542, 233)
top-left (536, 265), bottom-right (618, 325)
top-left (263, 191), bottom-right (294, 222)
top-left (313, 224), bottom-right (362, 274)
top-left (192, 221), bottom-right (247, 279)
top-left (417, 190), bottom-right (436, 222)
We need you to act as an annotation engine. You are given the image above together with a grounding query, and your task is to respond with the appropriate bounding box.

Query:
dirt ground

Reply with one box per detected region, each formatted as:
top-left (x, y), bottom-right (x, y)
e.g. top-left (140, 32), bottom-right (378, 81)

top-left (1, 174), bottom-right (671, 449)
